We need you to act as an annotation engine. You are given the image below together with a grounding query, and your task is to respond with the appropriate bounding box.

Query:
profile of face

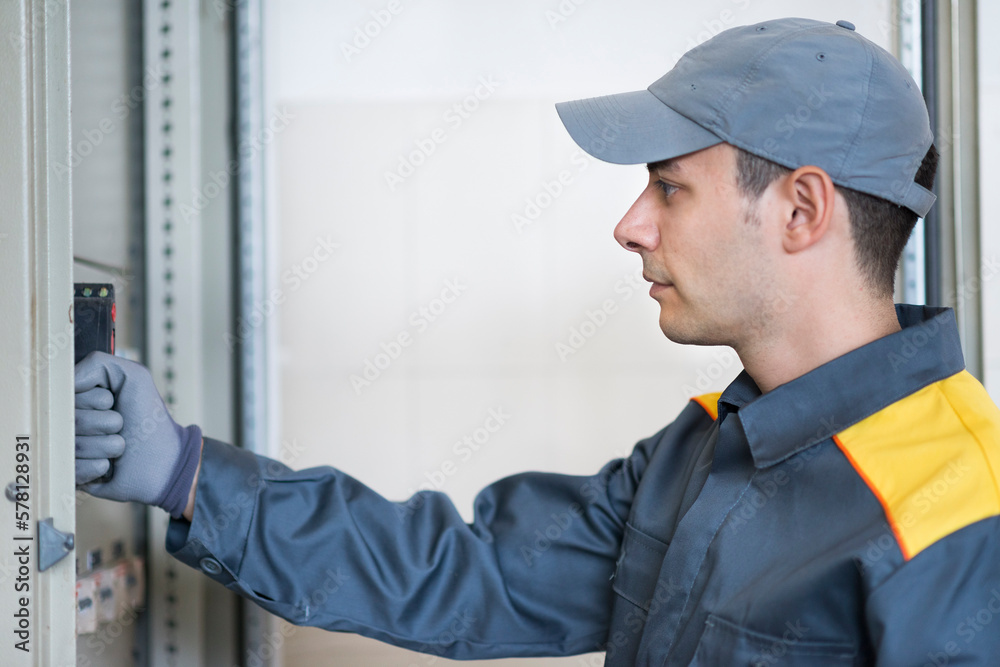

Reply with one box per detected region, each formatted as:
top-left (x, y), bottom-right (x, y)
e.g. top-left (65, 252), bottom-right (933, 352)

top-left (614, 143), bottom-right (786, 349)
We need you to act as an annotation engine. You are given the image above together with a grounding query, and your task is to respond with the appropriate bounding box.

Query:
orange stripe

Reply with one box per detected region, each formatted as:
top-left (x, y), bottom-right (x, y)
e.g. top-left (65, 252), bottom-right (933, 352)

top-left (833, 433), bottom-right (912, 560)
top-left (691, 392), bottom-right (721, 421)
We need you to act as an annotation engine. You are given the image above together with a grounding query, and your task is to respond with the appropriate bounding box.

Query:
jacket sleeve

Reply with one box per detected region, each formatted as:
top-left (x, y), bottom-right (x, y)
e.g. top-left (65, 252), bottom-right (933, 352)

top-left (165, 432), bottom-right (661, 660)
top-left (864, 516), bottom-right (1000, 665)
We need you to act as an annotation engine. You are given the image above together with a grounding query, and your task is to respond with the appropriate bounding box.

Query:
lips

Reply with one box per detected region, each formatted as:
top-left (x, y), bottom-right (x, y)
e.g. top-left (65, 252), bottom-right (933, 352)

top-left (649, 283), bottom-right (673, 297)
top-left (643, 273), bottom-right (673, 288)
top-left (643, 272), bottom-right (674, 299)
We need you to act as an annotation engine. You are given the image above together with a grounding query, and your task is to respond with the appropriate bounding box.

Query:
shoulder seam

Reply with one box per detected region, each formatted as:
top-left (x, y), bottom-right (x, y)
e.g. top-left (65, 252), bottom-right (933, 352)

top-left (832, 433), bottom-right (911, 560)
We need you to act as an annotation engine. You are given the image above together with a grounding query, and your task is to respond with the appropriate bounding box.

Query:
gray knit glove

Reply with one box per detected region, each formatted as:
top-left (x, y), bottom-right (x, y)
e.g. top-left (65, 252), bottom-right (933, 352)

top-left (74, 351), bottom-right (202, 518)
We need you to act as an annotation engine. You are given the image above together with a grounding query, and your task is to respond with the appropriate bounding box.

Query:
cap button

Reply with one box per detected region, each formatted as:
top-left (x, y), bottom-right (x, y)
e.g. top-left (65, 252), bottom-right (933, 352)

top-left (836, 20), bottom-right (856, 31)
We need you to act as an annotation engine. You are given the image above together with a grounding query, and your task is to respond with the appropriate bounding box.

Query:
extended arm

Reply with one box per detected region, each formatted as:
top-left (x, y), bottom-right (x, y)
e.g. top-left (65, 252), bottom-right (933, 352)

top-left (166, 435), bottom-right (655, 660)
top-left (75, 349), bottom-right (661, 659)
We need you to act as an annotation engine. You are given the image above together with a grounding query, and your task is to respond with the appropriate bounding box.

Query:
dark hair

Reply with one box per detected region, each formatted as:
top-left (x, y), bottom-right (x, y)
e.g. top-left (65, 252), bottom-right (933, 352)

top-left (734, 145), bottom-right (939, 299)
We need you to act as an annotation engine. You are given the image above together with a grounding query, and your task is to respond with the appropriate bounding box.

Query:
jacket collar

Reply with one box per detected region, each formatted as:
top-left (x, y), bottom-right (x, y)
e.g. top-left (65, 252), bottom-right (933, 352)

top-left (716, 304), bottom-right (965, 469)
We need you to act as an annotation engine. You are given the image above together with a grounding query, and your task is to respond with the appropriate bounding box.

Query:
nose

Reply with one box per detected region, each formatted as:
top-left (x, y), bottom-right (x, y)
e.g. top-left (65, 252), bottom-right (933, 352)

top-left (614, 184), bottom-right (660, 253)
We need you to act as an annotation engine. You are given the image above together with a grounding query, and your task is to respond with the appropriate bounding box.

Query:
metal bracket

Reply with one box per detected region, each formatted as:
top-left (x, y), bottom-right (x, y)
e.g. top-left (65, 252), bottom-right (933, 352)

top-left (38, 517), bottom-right (75, 572)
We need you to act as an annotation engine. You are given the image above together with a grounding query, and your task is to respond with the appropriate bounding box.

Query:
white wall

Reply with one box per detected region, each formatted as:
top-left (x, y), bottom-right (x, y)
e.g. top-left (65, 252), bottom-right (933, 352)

top-left (980, 0), bottom-right (1000, 402)
top-left (262, 2), bottom-right (893, 665)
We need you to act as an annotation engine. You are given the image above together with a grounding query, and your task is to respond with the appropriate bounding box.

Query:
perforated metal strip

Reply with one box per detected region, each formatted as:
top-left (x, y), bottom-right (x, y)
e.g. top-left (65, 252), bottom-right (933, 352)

top-left (234, 1), bottom-right (279, 664)
top-left (154, 4), bottom-right (181, 663)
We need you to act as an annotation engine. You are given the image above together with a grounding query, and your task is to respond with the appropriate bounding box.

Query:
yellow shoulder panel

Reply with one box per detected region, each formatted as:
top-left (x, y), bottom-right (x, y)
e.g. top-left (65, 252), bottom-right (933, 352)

top-left (833, 370), bottom-right (1000, 560)
top-left (691, 392), bottom-right (723, 421)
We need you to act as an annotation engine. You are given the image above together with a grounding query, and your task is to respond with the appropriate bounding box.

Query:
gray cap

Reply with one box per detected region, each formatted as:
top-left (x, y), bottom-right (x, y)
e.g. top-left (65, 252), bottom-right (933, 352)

top-left (556, 17), bottom-right (936, 217)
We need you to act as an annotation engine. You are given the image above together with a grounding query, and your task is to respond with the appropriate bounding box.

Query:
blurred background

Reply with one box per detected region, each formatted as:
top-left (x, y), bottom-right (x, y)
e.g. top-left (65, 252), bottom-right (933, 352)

top-left (7, 0), bottom-right (994, 665)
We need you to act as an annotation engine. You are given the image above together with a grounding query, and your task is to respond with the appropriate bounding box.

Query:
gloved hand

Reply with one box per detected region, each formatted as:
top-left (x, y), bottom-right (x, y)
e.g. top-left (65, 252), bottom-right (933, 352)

top-left (74, 351), bottom-right (203, 518)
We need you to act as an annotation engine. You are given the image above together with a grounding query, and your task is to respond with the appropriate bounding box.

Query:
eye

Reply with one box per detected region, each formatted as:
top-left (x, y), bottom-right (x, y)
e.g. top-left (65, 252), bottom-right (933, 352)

top-left (654, 180), bottom-right (679, 198)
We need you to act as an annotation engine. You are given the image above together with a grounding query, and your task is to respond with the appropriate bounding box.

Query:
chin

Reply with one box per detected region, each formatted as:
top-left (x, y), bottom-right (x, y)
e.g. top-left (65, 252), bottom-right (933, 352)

top-left (657, 311), bottom-right (726, 347)
top-left (658, 316), bottom-right (697, 345)
top-left (659, 326), bottom-right (702, 346)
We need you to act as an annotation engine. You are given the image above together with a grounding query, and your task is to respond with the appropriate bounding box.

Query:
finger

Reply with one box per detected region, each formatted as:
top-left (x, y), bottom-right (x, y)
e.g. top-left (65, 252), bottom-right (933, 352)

top-left (75, 408), bottom-right (123, 436)
top-left (75, 434), bottom-right (126, 459)
top-left (76, 458), bottom-right (111, 486)
top-left (74, 351), bottom-right (125, 394)
top-left (75, 387), bottom-right (114, 410)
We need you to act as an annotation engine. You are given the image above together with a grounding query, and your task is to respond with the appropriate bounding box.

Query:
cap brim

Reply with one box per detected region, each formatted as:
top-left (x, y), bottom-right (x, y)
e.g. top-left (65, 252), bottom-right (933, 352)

top-left (555, 89), bottom-right (722, 165)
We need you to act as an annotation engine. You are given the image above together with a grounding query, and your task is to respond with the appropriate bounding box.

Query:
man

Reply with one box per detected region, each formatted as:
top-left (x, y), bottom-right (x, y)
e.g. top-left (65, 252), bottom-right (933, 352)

top-left (75, 18), bottom-right (1000, 665)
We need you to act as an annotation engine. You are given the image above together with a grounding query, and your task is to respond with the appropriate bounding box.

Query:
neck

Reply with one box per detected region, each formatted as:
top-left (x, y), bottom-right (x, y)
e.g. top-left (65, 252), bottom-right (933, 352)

top-left (736, 298), bottom-right (901, 394)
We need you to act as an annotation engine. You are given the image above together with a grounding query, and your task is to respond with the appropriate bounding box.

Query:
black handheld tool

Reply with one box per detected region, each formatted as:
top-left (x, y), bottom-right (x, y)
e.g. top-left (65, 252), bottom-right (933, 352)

top-left (74, 283), bottom-right (117, 483)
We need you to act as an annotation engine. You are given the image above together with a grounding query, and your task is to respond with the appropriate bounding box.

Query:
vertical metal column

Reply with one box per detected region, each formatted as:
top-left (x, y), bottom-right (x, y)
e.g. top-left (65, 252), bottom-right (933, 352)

top-left (234, 0), bottom-right (267, 459)
top-left (898, 0), bottom-right (926, 305)
top-left (198, 3), bottom-right (241, 665)
top-left (234, 1), bottom-right (281, 664)
top-left (932, 0), bottom-right (983, 378)
top-left (0, 1), bottom-right (75, 665)
top-left (922, 0), bottom-right (942, 307)
top-left (143, 0), bottom-right (207, 665)
top-left (128, 0), bottom-right (149, 368)
top-left (128, 0), bottom-right (152, 658)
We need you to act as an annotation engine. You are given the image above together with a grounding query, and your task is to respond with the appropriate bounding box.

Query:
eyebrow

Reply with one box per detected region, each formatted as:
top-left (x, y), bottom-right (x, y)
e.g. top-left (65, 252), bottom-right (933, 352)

top-left (646, 158), bottom-right (682, 174)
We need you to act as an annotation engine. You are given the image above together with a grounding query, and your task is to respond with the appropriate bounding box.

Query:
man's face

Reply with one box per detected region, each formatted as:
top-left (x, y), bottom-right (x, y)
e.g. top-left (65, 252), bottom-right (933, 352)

top-left (614, 143), bottom-right (780, 347)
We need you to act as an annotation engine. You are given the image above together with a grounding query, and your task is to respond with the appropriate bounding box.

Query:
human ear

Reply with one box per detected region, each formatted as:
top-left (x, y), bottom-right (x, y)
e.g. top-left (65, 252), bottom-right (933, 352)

top-left (781, 166), bottom-right (835, 254)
